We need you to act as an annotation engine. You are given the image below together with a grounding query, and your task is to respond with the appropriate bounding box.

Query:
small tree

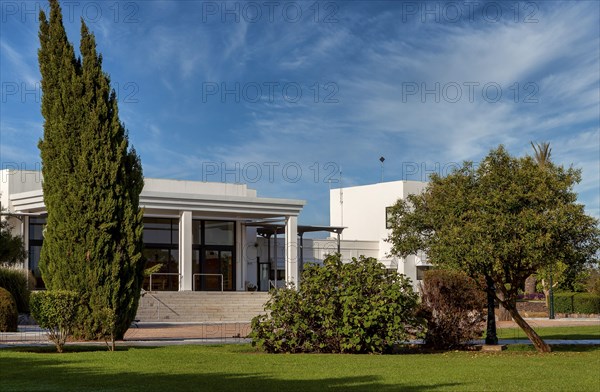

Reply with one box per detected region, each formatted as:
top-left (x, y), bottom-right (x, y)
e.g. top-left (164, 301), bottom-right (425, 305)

top-left (419, 270), bottom-right (486, 349)
top-left (30, 290), bottom-right (79, 353)
top-left (251, 254), bottom-right (424, 353)
top-left (387, 146), bottom-right (600, 353)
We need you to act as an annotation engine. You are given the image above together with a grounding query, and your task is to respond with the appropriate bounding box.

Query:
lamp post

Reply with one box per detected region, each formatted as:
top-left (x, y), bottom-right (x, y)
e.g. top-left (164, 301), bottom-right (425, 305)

top-left (549, 265), bottom-right (555, 319)
top-left (379, 156), bottom-right (385, 182)
top-left (485, 274), bottom-right (498, 345)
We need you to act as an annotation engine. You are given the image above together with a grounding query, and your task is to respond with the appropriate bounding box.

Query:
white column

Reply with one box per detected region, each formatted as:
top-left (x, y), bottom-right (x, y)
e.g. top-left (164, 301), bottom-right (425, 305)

top-left (179, 211), bottom-right (193, 291)
top-left (285, 216), bottom-right (299, 288)
top-left (237, 222), bottom-right (244, 291)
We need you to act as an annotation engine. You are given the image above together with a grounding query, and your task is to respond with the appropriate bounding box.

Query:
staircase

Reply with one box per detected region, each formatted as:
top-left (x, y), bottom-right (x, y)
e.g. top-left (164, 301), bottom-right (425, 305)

top-left (135, 291), bottom-right (270, 322)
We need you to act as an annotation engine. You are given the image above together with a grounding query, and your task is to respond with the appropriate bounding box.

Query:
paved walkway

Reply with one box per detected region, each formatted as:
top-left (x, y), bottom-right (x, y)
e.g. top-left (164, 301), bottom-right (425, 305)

top-left (123, 322), bottom-right (252, 341)
top-left (2, 318), bottom-right (598, 348)
top-left (496, 317), bottom-right (600, 329)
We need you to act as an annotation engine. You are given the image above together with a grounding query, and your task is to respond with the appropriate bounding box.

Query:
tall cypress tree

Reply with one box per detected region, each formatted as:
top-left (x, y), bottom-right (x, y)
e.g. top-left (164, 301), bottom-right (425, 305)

top-left (38, 0), bottom-right (144, 341)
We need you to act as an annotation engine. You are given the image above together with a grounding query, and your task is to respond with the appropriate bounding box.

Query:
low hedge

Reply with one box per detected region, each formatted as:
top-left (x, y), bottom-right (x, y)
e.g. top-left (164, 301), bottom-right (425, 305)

top-left (554, 292), bottom-right (600, 314)
top-left (0, 267), bottom-right (30, 313)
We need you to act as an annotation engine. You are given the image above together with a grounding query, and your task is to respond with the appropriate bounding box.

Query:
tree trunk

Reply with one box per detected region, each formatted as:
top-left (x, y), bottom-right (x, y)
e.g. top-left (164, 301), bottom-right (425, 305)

top-left (496, 291), bottom-right (512, 321)
top-left (543, 287), bottom-right (550, 309)
top-left (503, 301), bottom-right (551, 353)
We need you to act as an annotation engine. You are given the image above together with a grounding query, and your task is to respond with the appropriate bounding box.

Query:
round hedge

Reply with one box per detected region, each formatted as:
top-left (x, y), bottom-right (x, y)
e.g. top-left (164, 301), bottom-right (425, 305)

top-left (0, 287), bottom-right (18, 332)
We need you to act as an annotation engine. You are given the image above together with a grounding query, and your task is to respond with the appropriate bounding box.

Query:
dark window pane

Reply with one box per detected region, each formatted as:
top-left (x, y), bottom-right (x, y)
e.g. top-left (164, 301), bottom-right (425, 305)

top-left (143, 247), bottom-right (179, 291)
top-left (143, 229), bottom-right (171, 244)
top-left (192, 220), bottom-right (202, 245)
top-left (416, 266), bottom-right (432, 281)
top-left (205, 221), bottom-right (234, 245)
top-left (221, 251), bottom-right (233, 290)
top-left (30, 224), bottom-right (44, 241)
top-left (143, 218), bottom-right (175, 245)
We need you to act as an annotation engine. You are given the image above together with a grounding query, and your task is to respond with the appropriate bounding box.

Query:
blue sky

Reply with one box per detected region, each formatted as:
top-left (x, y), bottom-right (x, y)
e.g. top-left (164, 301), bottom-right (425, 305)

top-left (1, 0), bottom-right (599, 225)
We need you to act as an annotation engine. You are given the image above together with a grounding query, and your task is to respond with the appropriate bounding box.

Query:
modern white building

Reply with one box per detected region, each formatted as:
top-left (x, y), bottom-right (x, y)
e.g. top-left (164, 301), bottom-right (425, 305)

top-left (0, 170), bottom-right (306, 292)
top-left (1, 169), bottom-right (431, 292)
top-left (330, 180), bottom-right (432, 281)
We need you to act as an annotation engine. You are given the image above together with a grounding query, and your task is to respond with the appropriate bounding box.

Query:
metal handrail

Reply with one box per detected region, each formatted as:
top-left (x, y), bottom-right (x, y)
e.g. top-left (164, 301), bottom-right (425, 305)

top-left (269, 280), bottom-right (285, 290)
top-left (149, 273), bottom-right (181, 291)
top-left (193, 273), bottom-right (224, 292)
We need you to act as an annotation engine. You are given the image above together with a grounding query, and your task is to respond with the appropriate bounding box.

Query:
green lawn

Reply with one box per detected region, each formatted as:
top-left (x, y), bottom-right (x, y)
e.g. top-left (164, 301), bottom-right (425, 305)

top-left (1, 344), bottom-right (599, 392)
top-left (495, 325), bottom-right (600, 340)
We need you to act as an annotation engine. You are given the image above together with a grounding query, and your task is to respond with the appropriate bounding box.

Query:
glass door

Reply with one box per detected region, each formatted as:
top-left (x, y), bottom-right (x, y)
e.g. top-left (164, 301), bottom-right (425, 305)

top-left (194, 249), bottom-right (234, 291)
top-left (258, 262), bottom-right (270, 292)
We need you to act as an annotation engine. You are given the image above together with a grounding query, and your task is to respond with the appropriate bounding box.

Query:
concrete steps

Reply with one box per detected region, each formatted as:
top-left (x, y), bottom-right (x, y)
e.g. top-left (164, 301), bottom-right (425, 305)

top-left (135, 291), bottom-right (270, 322)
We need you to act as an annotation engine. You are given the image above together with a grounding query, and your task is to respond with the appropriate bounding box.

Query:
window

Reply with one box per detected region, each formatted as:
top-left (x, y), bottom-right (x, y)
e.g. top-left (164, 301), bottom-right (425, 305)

top-left (416, 265), bottom-right (432, 281)
top-left (28, 216), bottom-right (46, 289)
top-left (192, 220), bottom-right (236, 291)
top-left (385, 206), bottom-right (394, 229)
top-left (204, 221), bottom-right (234, 245)
top-left (142, 218), bottom-right (179, 291)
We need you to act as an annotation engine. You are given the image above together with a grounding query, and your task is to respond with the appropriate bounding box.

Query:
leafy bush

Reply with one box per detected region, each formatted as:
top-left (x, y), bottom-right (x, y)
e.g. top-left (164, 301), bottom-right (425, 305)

top-left (419, 269), bottom-right (486, 349)
top-left (586, 270), bottom-right (600, 296)
top-left (30, 290), bottom-right (79, 353)
top-left (0, 267), bottom-right (31, 313)
top-left (251, 254), bottom-right (424, 353)
top-left (0, 287), bottom-right (18, 332)
top-left (554, 292), bottom-right (600, 314)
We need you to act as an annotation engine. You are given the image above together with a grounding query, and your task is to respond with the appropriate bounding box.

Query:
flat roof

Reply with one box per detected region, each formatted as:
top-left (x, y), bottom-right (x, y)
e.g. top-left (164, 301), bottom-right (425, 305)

top-left (246, 222), bottom-right (345, 236)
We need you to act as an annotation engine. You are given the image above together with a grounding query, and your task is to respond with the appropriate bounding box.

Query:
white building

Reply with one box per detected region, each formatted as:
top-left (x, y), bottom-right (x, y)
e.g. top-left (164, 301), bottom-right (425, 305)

top-left (0, 170), bottom-right (305, 292)
top-left (330, 180), bottom-right (432, 281)
top-left (1, 170), bottom-right (431, 292)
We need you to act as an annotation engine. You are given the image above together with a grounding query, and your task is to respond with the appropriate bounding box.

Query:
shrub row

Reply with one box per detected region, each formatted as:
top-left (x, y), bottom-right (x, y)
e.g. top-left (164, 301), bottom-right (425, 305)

top-left (0, 267), bottom-right (31, 313)
top-left (554, 292), bottom-right (600, 314)
top-left (0, 287), bottom-right (18, 332)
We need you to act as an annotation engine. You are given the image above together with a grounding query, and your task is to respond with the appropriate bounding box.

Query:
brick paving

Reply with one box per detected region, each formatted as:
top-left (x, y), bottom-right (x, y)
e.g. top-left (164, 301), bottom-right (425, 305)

top-left (496, 318), bottom-right (600, 329)
top-left (123, 322), bottom-right (253, 340)
top-left (121, 318), bottom-right (599, 341)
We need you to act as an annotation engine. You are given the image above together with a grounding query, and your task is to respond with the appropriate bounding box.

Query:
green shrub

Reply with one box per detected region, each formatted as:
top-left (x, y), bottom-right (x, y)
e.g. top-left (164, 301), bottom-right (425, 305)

top-left (586, 270), bottom-right (600, 296)
top-left (30, 290), bottom-right (79, 353)
top-left (0, 287), bottom-right (18, 332)
top-left (0, 267), bottom-right (30, 313)
top-left (419, 270), bottom-right (486, 349)
top-left (251, 254), bottom-right (424, 354)
top-left (554, 292), bottom-right (600, 314)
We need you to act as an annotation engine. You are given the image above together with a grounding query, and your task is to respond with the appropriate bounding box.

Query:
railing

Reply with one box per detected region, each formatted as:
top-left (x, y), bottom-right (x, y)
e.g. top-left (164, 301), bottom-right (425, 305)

top-left (193, 273), bottom-right (224, 292)
top-left (140, 289), bottom-right (161, 320)
top-left (269, 280), bottom-right (286, 290)
top-left (149, 273), bottom-right (181, 292)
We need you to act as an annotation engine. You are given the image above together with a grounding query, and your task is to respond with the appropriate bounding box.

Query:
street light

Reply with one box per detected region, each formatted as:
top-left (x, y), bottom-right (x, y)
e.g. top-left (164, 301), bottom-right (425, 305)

top-left (549, 265), bottom-right (555, 319)
top-left (379, 156), bottom-right (385, 182)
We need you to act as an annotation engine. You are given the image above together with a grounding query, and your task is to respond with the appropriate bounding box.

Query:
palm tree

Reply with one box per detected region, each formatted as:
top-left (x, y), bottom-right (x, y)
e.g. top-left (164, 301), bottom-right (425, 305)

top-left (530, 141), bottom-right (555, 318)
top-left (531, 141), bottom-right (552, 168)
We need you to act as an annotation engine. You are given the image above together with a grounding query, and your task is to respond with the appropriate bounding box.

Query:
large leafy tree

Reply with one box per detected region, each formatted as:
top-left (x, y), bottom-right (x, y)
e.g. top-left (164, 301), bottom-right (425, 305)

top-left (387, 146), bottom-right (599, 353)
top-left (38, 0), bottom-right (144, 343)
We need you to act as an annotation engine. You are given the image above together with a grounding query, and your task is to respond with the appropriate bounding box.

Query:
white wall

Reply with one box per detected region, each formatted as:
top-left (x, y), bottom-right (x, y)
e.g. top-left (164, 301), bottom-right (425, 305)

top-left (329, 180), bottom-right (429, 286)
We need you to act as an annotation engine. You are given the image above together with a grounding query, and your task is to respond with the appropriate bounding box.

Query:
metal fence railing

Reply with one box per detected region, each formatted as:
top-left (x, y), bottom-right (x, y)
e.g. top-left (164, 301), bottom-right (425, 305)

top-left (149, 273), bottom-right (181, 291)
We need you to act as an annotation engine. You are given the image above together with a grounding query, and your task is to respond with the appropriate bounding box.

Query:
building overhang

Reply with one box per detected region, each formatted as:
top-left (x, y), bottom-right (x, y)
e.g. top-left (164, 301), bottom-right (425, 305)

top-left (9, 189), bottom-right (306, 219)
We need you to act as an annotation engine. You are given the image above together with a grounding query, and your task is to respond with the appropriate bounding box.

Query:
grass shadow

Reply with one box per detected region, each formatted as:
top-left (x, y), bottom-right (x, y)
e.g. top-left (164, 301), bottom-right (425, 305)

top-left (0, 354), bottom-right (462, 392)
